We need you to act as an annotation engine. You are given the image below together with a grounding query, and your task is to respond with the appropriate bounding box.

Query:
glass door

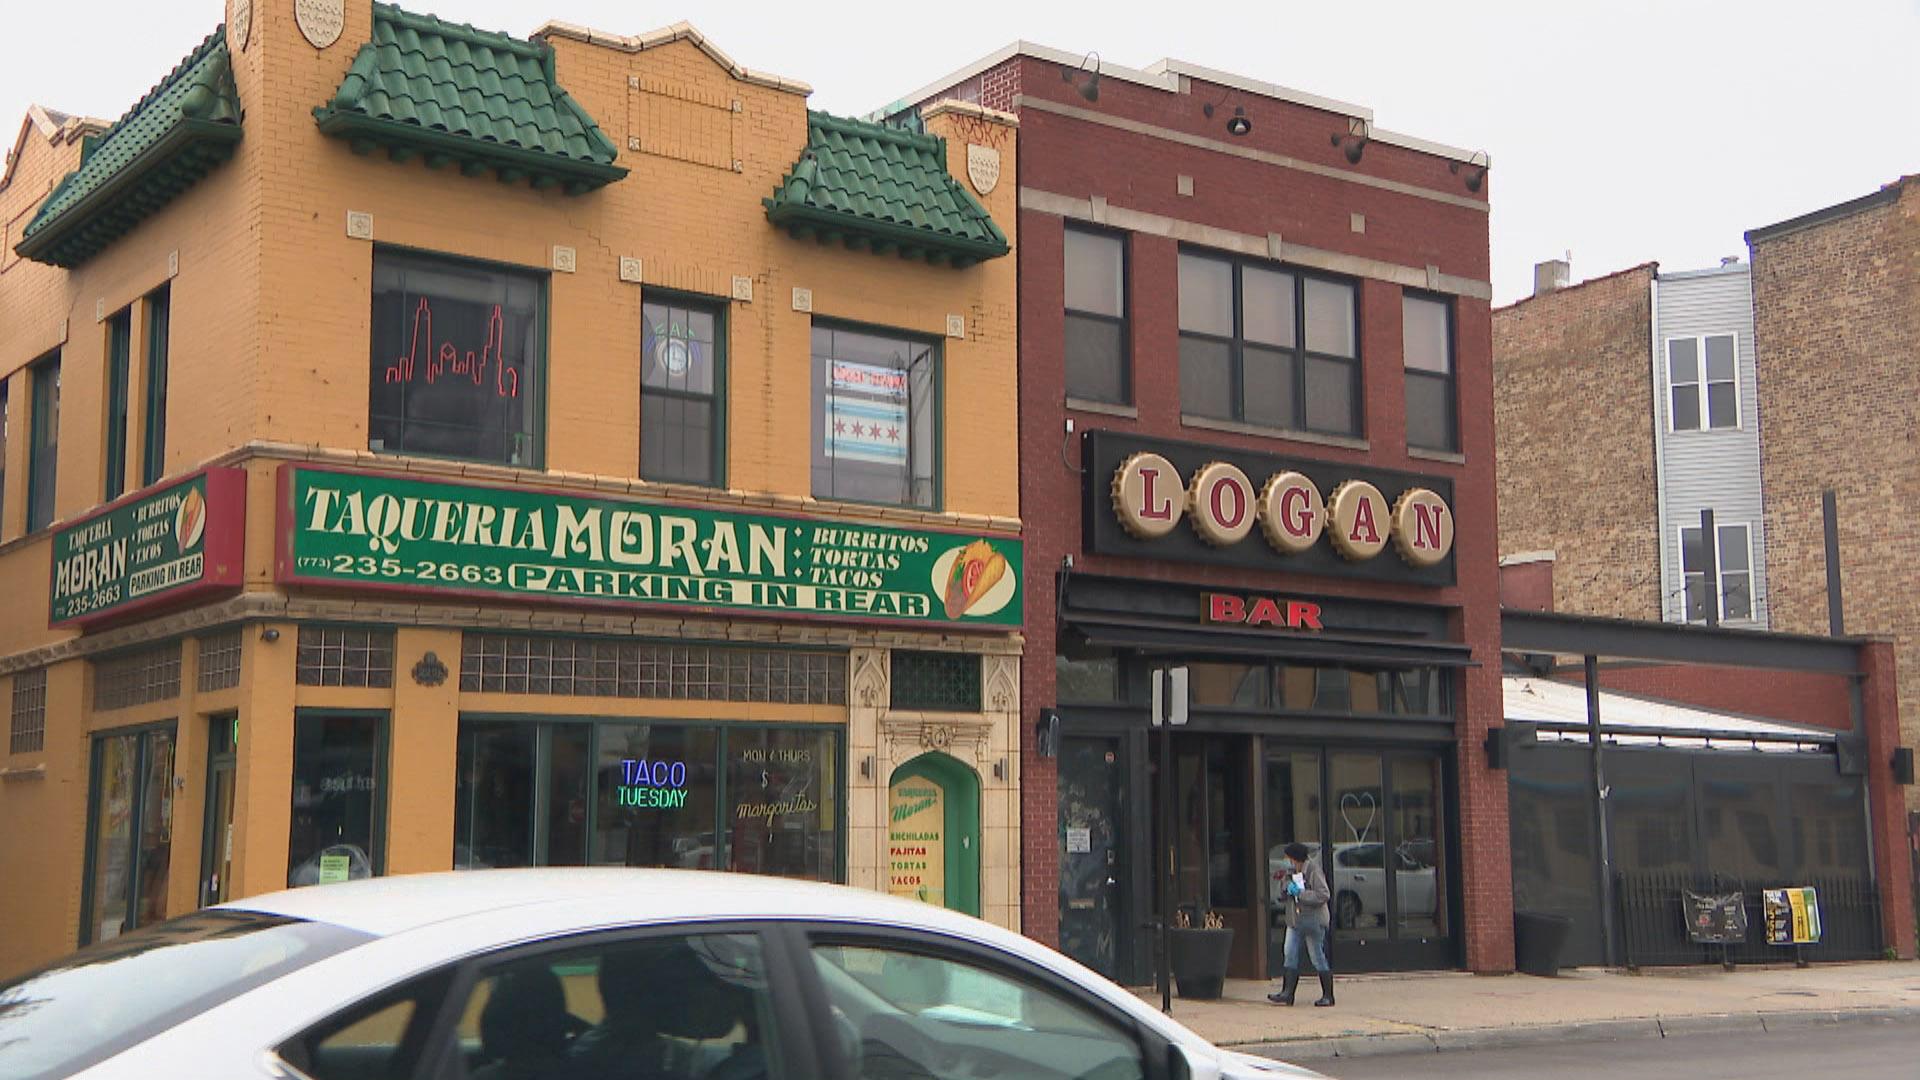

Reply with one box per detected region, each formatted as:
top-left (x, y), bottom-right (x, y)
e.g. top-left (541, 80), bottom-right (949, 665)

top-left (1058, 735), bottom-right (1129, 980)
top-left (199, 715), bottom-right (238, 907)
top-left (83, 725), bottom-right (176, 944)
top-left (1263, 747), bottom-right (1322, 973)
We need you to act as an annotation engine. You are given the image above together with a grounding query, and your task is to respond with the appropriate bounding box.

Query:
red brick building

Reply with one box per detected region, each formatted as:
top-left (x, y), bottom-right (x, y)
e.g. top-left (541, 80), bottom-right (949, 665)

top-left (883, 46), bottom-right (1507, 976)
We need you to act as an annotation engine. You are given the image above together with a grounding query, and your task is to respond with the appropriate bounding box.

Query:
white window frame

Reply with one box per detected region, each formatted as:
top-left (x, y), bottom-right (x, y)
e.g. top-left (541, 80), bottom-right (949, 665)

top-left (1677, 520), bottom-right (1754, 623)
top-left (1665, 333), bottom-right (1740, 432)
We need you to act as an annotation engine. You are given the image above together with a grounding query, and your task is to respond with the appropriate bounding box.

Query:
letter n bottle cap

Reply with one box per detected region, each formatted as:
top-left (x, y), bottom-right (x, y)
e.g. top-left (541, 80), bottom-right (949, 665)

top-left (1111, 452), bottom-right (1184, 539)
top-left (1391, 487), bottom-right (1455, 566)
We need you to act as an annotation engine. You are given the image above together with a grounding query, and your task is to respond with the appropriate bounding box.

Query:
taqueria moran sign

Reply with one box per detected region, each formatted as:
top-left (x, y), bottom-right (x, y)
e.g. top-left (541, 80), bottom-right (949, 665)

top-left (276, 466), bottom-right (1022, 628)
top-left (1085, 431), bottom-right (1457, 586)
top-left (49, 468), bottom-right (247, 628)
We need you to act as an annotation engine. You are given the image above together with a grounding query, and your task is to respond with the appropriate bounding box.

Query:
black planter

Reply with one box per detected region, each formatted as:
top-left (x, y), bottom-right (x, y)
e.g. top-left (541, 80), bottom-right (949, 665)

top-left (1169, 927), bottom-right (1235, 999)
top-left (1514, 910), bottom-right (1574, 977)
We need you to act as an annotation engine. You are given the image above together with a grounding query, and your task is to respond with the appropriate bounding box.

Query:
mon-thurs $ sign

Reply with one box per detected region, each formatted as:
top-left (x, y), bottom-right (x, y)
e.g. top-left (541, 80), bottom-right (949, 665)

top-left (276, 466), bottom-right (1022, 628)
top-left (49, 469), bottom-right (246, 629)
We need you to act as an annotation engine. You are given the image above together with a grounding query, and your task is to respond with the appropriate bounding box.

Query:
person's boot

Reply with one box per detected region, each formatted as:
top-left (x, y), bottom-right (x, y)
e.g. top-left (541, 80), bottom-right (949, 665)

top-left (1313, 970), bottom-right (1335, 1007)
top-left (1267, 969), bottom-right (1300, 1005)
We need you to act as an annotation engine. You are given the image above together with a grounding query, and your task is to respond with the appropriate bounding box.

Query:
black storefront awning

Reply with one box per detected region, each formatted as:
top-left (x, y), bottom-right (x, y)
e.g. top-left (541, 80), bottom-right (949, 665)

top-left (1064, 612), bottom-right (1477, 668)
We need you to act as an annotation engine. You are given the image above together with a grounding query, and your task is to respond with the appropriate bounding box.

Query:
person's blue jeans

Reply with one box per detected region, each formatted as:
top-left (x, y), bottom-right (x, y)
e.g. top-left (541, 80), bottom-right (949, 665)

top-left (1283, 920), bottom-right (1330, 972)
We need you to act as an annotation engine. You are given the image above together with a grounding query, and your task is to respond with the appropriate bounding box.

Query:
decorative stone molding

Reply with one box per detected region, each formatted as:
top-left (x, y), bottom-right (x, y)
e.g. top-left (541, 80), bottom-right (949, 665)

top-left (983, 655), bottom-right (1018, 714)
top-left (851, 649), bottom-right (888, 709)
top-left (881, 716), bottom-right (992, 762)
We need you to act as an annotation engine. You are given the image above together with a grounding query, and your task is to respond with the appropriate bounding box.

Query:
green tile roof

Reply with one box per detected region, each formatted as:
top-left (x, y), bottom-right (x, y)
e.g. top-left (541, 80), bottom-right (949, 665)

top-left (765, 112), bottom-right (1009, 267)
top-left (16, 27), bottom-right (242, 268)
top-left (314, 4), bottom-right (625, 194)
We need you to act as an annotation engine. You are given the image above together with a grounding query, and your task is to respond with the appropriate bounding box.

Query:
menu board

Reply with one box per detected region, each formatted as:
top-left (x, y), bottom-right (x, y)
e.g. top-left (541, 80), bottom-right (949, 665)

top-left (1763, 887), bottom-right (1822, 945)
top-left (888, 776), bottom-right (946, 906)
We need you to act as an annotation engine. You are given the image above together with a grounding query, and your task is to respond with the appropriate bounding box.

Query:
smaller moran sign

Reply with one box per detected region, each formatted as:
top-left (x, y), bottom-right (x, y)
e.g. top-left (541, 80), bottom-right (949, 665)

top-left (49, 469), bottom-right (247, 628)
top-left (275, 466), bottom-right (1023, 629)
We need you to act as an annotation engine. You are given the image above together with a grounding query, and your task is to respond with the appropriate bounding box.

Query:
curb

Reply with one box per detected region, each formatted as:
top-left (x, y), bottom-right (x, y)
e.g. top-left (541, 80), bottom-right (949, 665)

top-left (1231, 1006), bottom-right (1920, 1063)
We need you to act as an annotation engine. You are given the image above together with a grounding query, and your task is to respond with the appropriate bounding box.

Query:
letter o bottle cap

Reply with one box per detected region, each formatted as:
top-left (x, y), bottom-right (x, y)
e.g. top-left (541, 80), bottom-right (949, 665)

top-left (1111, 452), bottom-right (1184, 539)
top-left (1326, 480), bottom-right (1389, 561)
top-left (1186, 461), bottom-right (1256, 547)
top-left (1391, 487), bottom-right (1455, 566)
top-left (1257, 471), bottom-right (1324, 555)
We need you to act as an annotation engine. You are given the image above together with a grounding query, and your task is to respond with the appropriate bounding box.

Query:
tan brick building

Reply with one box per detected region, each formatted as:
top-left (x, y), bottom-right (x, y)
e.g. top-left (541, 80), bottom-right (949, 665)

top-left (0, 0), bottom-right (1025, 977)
top-left (1492, 263), bottom-right (1661, 619)
top-left (1748, 176), bottom-right (1920, 810)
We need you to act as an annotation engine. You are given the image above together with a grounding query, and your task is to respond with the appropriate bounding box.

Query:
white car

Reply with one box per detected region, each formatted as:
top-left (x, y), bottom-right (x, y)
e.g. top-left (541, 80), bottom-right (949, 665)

top-left (0, 868), bottom-right (1321, 1080)
top-left (1269, 842), bottom-right (1438, 930)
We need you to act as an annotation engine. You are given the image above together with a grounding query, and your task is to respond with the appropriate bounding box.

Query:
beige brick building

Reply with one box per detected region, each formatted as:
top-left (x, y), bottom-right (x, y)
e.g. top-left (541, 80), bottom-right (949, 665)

top-left (1492, 263), bottom-right (1661, 619)
top-left (1748, 176), bottom-right (1920, 809)
top-left (0, 0), bottom-right (1026, 977)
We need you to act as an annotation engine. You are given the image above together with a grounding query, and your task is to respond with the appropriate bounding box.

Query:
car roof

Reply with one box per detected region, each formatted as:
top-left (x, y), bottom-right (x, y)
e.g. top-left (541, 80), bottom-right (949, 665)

top-left (225, 868), bottom-right (1003, 941)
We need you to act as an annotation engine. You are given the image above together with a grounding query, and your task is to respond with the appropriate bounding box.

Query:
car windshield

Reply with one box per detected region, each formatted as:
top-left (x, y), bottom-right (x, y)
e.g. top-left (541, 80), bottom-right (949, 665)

top-left (0, 909), bottom-right (371, 1080)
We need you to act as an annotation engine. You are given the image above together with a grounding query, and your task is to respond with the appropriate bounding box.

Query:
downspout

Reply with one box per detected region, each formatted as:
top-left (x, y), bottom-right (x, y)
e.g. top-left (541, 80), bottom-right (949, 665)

top-left (1649, 272), bottom-right (1673, 621)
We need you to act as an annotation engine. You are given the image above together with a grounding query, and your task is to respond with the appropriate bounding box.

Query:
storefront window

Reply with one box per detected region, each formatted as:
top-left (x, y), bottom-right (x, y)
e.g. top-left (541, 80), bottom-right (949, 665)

top-left (83, 726), bottom-right (175, 944)
top-left (288, 713), bottom-right (386, 887)
top-left (1277, 664), bottom-right (1445, 716)
top-left (725, 727), bottom-right (837, 880)
top-left (1188, 662), bottom-right (1267, 708)
top-left (1389, 756), bottom-right (1447, 938)
top-left (454, 722), bottom-right (535, 869)
top-left (1055, 654), bottom-right (1119, 703)
top-left (810, 324), bottom-right (936, 508)
top-left (595, 724), bottom-right (720, 868)
top-left (368, 250), bottom-right (542, 467)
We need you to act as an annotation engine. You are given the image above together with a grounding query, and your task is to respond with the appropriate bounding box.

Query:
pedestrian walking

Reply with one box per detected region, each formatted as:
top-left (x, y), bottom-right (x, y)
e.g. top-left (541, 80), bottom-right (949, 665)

top-left (1267, 841), bottom-right (1334, 1007)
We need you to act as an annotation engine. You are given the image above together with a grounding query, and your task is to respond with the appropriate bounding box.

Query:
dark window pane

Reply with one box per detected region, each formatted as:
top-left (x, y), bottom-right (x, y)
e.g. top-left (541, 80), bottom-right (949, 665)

top-left (1304, 356), bottom-right (1357, 434)
top-left (1242, 266), bottom-right (1295, 347)
top-left (1717, 525), bottom-right (1750, 572)
top-left (1178, 254), bottom-right (1233, 336)
top-left (1707, 382), bottom-right (1738, 429)
top-left (1704, 334), bottom-right (1736, 382)
top-left (1407, 371), bottom-right (1455, 450)
top-left (641, 301), bottom-right (717, 395)
top-left (1179, 336), bottom-right (1233, 419)
top-left (1685, 574), bottom-right (1711, 622)
top-left (812, 327), bottom-right (934, 508)
top-left (1241, 344), bottom-right (1294, 428)
top-left (546, 725), bottom-right (590, 866)
top-left (1064, 229), bottom-right (1124, 317)
top-left (1668, 338), bottom-right (1699, 385)
top-left (1671, 384), bottom-right (1701, 430)
top-left (1055, 655), bottom-right (1118, 702)
top-left (1064, 314), bottom-right (1127, 403)
top-left (105, 311), bottom-right (131, 500)
top-left (594, 723), bottom-right (719, 868)
top-left (1303, 278), bottom-right (1356, 357)
top-left (1681, 527), bottom-right (1708, 574)
top-left (1390, 756), bottom-right (1446, 937)
top-left (28, 357), bottom-right (58, 533)
top-left (642, 394), bottom-right (715, 486)
top-left (368, 252), bottom-right (541, 467)
top-left (133, 731), bottom-right (174, 930)
top-left (1403, 295), bottom-right (1451, 374)
top-left (1189, 662), bottom-right (1267, 707)
top-left (142, 288), bottom-right (171, 486)
top-left (725, 727), bottom-right (838, 880)
top-left (288, 714), bottom-right (383, 886)
top-left (455, 722), bottom-right (535, 869)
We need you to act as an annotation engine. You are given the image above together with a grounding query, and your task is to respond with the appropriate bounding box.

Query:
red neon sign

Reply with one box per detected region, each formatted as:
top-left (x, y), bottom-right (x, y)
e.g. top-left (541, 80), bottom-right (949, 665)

top-left (385, 298), bottom-right (520, 398)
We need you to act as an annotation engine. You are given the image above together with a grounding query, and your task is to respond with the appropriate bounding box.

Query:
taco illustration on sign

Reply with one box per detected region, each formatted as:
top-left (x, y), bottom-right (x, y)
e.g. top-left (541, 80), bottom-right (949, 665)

top-left (174, 486), bottom-right (207, 551)
top-left (942, 539), bottom-right (1009, 620)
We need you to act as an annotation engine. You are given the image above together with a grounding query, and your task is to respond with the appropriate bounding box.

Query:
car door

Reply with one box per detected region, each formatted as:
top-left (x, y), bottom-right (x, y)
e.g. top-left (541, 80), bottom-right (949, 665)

top-left (270, 922), bottom-right (823, 1080)
top-left (772, 922), bottom-right (1173, 1080)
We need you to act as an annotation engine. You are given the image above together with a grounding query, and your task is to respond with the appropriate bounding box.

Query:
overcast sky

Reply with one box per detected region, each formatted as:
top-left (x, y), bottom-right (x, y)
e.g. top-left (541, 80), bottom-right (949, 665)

top-left (5, 1), bottom-right (1915, 304)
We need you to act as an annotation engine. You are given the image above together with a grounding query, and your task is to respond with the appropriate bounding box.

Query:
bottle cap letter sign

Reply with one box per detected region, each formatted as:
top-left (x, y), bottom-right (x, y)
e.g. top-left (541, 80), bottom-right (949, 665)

top-left (1112, 452), bottom-right (1184, 539)
top-left (1186, 462), bottom-right (1256, 547)
top-left (1114, 458), bottom-right (1452, 568)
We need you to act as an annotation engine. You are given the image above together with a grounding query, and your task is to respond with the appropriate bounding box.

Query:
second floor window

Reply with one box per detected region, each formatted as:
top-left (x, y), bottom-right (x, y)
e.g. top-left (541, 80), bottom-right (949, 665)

top-left (142, 286), bottom-right (170, 487)
top-left (28, 353), bottom-right (59, 533)
top-left (1668, 334), bottom-right (1737, 431)
top-left (811, 325), bottom-right (936, 509)
top-left (1063, 226), bottom-right (1128, 404)
top-left (1681, 521), bottom-right (1752, 622)
top-left (640, 297), bottom-right (724, 487)
top-left (1403, 293), bottom-right (1457, 452)
top-left (104, 309), bottom-right (132, 501)
top-left (369, 250), bottom-right (542, 468)
top-left (1178, 252), bottom-right (1360, 437)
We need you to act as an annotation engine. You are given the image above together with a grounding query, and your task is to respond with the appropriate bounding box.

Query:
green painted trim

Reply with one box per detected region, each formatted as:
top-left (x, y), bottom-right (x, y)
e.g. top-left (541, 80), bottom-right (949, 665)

top-left (312, 110), bottom-right (627, 192)
top-left (890, 752), bottom-right (981, 917)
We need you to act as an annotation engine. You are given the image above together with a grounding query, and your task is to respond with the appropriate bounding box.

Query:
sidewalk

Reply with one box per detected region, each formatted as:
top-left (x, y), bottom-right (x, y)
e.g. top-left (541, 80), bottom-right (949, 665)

top-left (1136, 962), bottom-right (1920, 1062)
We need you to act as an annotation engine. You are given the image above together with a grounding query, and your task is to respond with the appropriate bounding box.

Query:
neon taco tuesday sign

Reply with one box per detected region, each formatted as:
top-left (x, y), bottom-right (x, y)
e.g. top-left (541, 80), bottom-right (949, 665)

top-left (276, 466), bottom-right (1022, 628)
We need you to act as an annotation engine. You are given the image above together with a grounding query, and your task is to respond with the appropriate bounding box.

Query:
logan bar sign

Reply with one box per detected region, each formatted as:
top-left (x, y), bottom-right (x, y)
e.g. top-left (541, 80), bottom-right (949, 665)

top-left (50, 468), bottom-right (247, 628)
top-left (1085, 431), bottom-right (1457, 586)
top-left (276, 466), bottom-right (1022, 628)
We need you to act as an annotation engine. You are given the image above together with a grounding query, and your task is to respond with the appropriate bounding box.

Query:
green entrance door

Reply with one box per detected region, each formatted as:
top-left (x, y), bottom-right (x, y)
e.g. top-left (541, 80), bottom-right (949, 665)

top-left (887, 753), bottom-right (980, 916)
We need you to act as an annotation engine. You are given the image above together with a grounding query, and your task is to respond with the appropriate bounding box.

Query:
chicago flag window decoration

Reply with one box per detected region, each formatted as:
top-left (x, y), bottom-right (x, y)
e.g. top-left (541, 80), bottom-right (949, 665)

top-left (827, 360), bottom-right (909, 466)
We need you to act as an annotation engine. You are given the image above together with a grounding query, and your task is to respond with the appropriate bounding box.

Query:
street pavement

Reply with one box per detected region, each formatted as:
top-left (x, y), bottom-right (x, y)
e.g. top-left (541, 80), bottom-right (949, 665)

top-left (1132, 960), bottom-right (1920, 1061)
top-left (1317, 1015), bottom-right (1920, 1079)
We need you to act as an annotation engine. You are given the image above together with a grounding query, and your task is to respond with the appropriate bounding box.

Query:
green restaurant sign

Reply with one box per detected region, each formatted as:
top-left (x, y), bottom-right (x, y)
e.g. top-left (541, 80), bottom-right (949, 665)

top-left (50, 468), bottom-right (247, 628)
top-left (276, 466), bottom-right (1022, 628)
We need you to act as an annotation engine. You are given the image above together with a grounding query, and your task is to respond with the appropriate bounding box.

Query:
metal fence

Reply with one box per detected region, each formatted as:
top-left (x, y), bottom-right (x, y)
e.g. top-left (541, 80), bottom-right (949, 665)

top-left (1616, 870), bottom-right (1883, 969)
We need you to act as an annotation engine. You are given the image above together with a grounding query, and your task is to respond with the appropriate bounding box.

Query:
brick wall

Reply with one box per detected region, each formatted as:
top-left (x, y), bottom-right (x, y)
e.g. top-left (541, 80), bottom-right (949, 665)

top-left (1749, 178), bottom-right (1920, 813)
top-left (1493, 265), bottom-right (1662, 621)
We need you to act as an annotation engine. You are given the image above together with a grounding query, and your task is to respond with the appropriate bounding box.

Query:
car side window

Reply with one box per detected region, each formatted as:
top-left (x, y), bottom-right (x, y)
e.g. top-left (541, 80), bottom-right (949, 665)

top-left (446, 932), bottom-right (781, 1080)
top-left (277, 970), bottom-right (456, 1080)
top-left (809, 942), bottom-right (1145, 1080)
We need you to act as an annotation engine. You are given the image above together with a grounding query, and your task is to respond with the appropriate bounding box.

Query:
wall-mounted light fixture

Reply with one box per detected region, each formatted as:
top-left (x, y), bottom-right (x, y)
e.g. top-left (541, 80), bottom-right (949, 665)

top-left (1061, 52), bottom-right (1101, 103)
top-left (859, 754), bottom-right (875, 780)
top-left (1449, 151), bottom-right (1489, 193)
top-left (259, 627), bottom-right (281, 643)
top-left (1331, 128), bottom-right (1370, 164)
top-left (992, 758), bottom-right (1009, 781)
top-left (1201, 98), bottom-right (1253, 137)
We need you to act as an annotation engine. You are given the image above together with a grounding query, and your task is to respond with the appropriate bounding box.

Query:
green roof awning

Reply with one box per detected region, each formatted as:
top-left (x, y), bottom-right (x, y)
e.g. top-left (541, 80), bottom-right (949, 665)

top-left (313, 4), bottom-right (626, 194)
top-left (16, 27), bottom-right (242, 269)
top-left (765, 112), bottom-right (1009, 267)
